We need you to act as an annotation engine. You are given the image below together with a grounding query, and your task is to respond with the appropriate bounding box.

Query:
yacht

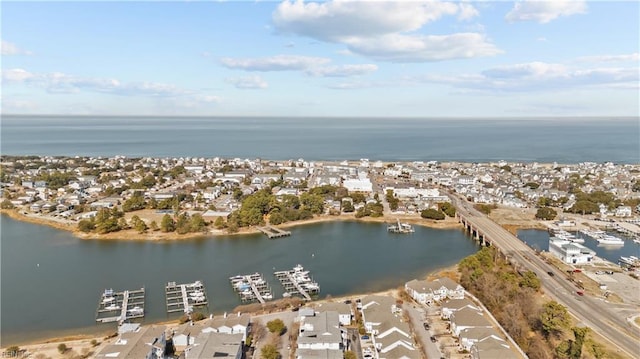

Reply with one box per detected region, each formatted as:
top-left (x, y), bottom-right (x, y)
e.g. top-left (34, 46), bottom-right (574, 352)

top-left (127, 306), bottom-right (144, 316)
top-left (619, 256), bottom-right (639, 266)
top-left (597, 235), bottom-right (625, 245)
top-left (262, 293), bottom-right (273, 300)
top-left (105, 304), bottom-right (120, 311)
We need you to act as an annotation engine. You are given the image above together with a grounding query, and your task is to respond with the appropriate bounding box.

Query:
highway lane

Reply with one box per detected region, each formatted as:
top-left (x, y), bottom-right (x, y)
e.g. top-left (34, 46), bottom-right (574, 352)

top-left (450, 195), bottom-right (640, 358)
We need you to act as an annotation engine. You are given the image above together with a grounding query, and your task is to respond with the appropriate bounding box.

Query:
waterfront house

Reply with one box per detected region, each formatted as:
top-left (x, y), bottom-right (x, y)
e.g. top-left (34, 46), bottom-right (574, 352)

top-left (615, 206), bottom-right (633, 217)
top-left (458, 327), bottom-right (504, 352)
top-left (185, 332), bottom-right (243, 359)
top-left (314, 302), bottom-right (353, 326)
top-left (297, 311), bottom-right (344, 351)
top-left (95, 325), bottom-right (167, 358)
top-left (470, 335), bottom-right (518, 359)
top-left (200, 313), bottom-right (250, 341)
top-left (405, 278), bottom-right (465, 304)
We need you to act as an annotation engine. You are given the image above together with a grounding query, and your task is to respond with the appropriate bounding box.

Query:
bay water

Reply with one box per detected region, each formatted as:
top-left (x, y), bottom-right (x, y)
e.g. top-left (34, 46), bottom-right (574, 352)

top-left (1, 216), bottom-right (478, 345)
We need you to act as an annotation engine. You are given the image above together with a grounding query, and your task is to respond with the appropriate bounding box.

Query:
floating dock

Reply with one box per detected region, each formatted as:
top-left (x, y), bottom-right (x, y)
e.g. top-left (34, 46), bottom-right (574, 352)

top-left (257, 226), bottom-right (291, 239)
top-left (96, 288), bottom-right (145, 323)
top-left (165, 280), bottom-right (209, 314)
top-left (274, 264), bottom-right (320, 301)
top-left (229, 273), bottom-right (273, 304)
top-left (387, 219), bottom-right (415, 234)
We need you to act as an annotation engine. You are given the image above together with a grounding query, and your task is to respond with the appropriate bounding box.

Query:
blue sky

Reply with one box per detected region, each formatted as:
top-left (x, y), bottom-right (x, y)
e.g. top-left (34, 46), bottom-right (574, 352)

top-left (2, 0), bottom-right (638, 117)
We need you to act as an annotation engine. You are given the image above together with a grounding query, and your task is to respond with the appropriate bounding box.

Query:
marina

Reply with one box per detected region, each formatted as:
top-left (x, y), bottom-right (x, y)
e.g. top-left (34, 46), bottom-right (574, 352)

top-left (165, 280), bottom-right (209, 314)
top-left (257, 226), bottom-right (292, 239)
top-left (274, 264), bottom-right (320, 301)
top-left (95, 288), bottom-right (145, 323)
top-left (229, 273), bottom-right (273, 304)
top-left (387, 219), bottom-right (415, 234)
top-left (552, 229), bottom-right (585, 243)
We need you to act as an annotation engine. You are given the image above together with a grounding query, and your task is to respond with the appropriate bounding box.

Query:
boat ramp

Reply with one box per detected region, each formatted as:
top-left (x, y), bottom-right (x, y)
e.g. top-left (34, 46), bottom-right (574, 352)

top-left (274, 264), bottom-right (320, 301)
top-left (96, 288), bottom-right (145, 323)
top-left (257, 226), bottom-right (291, 239)
top-left (165, 280), bottom-right (208, 314)
top-left (229, 273), bottom-right (273, 304)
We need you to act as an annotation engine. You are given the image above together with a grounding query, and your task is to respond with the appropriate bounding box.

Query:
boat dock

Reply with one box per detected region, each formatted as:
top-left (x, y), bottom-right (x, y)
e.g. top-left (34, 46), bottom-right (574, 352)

top-left (165, 280), bottom-right (208, 314)
top-left (387, 219), bottom-right (415, 234)
top-left (229, 273), bottom-right (273, 304)
top-left (257, 226), bottom-right (291, 239)
top-left (274, 264), bottom-right (320, 301)
top-left (95, 288), bottom-right (145, 323)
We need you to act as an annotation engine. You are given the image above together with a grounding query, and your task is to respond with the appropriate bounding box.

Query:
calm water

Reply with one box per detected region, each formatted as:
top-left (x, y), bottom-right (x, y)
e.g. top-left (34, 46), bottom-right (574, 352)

top-left (0, 216), bottom-right (477, 345)
top-left (1, 116), bottom-right (638, 163)
top-left (517, 229), bottom-right (640, 263)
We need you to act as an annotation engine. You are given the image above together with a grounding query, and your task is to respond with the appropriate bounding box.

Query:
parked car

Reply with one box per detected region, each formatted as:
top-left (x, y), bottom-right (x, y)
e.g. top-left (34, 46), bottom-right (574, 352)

top-left (430, 336), bottom-right (437, 342)
top-left (547, 271), bottom-right (555, 276)
top-left (576, 291), bottom-right (584, 296)
top-left (361, 335), bottom-right (370, 340)
top-left (423, 323), bottom-right (430, 330)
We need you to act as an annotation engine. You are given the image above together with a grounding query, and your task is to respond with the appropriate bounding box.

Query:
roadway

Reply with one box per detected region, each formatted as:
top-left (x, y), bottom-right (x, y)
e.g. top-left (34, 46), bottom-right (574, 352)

top-left (450, 195), bottom-right (640, 358)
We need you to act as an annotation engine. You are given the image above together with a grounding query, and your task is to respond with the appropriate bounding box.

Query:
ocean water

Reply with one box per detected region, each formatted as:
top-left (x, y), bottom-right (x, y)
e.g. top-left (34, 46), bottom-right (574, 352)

top-left (1, 116), bottom-right (638, 163)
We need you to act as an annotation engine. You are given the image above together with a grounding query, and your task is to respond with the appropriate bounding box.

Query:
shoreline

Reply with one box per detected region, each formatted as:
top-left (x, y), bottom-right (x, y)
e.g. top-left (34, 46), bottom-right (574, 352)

top-left (2, 263), bottom-right (461, 350)
top-left (1, 209), bottom-right (463, 241)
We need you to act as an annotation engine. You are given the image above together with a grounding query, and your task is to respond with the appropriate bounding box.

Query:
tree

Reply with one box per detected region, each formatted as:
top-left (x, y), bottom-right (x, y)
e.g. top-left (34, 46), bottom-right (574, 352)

top-left (438, 202), bottom-right (456, 217)
top-left (134, 219), bottom-right (148, 233)
top-left (535, 207), bottom-right (557, 220)
top-left (519, 271), bottom-right (541, 291)
top-left (344, 351), bottom-right (357, 359)
top-left (540, 301), bottom-right (571, 337)
top-left (266, 318), bottom-right (286, 335)
top-left (160, 214), bottom-right (175, 232)
top-left (57, 343), bottom-right (68, 354)
top-left (342, 201), bottom-right (355, 213)
top-left (386, 190), bottom-right (399, 210)
top-left (150, 220), bottom-right (159, 231)
top-left (260, 344), bottom-right (280, 359)
top-left (122, 193), bottom-right (146, 212)
top-left (78, 219), bottom-right (95, 233)
top-left (214, 216), bottom-right (225, 229)
top-left (421, 208), bottom-right (445, 220)
top-left (5, 346), bottom-right (20, 356)
top-left (1, 199), bottom-right (14, 209)
top-left (300, 192), bottom-right (324, 214)
top-left (190, 213), bottom-right (206, 232)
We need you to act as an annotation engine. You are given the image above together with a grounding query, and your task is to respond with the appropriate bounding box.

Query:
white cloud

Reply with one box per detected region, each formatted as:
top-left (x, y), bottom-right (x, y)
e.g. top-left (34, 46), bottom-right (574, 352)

top-left (576, 53), bottom-right (640, 63)
top-left (307, 64), bottom-right (378, 77)
top-left (220, 54), bottom-right (378, 77)
top-left (272, 0), bottom-right (495, 62)
top-left (346, 33), bottom-right (502, 62)
top-left (422, 61), bottom-right (638, 92)
top-left (1, 39), bottom-right (33, 55)
top-left (2, 68), bottom-right (219, 102)
top-left (220, 55), bottom-right (330, 71)
top-left (505, 0), bottom-right (587, 24)
top-left (226, 75), bottom-right (269, 89)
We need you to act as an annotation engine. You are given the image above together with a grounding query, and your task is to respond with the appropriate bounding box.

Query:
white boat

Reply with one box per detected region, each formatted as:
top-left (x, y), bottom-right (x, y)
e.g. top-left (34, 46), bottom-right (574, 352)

top-left (388, 219), bottom-right (414, 233)
top-left (105, 304), bottom-right (120, 311)
top-left (619, 256), bottom-right (639, 265)
top-left (102, 296), bottom-right (116, 304)
top-left (127, 306), bottom-right (144, 315)
top-left (262, 293), bottom-right (273, 300)
top-left (597, 235), bottom-right (625, 245)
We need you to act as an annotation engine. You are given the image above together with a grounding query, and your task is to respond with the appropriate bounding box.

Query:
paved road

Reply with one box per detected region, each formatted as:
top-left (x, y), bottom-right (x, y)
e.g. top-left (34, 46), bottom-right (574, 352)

top-left (403, 303), bottom-right (443, 359)
top-left (450, 195), bottom-right (640, 358)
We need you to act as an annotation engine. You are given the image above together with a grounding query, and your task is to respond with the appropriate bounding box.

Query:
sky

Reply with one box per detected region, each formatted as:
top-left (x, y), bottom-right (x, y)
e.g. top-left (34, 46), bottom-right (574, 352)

top-left (1, 0), bottom-right (639, 117)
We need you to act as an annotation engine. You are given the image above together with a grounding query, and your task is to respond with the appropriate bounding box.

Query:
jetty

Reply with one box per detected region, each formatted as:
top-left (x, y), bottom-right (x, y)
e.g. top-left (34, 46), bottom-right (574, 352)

top-left (95, 288), bottom-right (145, 323)
top-left (229, 273), bottom-right (273, 304)
top-left (257, 226), bottom-right (291, 239)
top-left (165, 280), bottom-right (208, 314)
top-left (274, 264), bottom-right (320, 301)
top-left (387, 219), bottom-right (415, 234)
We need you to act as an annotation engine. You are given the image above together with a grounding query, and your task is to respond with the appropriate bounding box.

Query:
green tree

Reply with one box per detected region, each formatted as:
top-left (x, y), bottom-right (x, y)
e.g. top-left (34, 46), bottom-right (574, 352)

top-left (519, 271), bottom-right (541, 291)
top-left (57, 343), bottom-right (68, 354)
top-left (342, 201), bottom-right (355, 213)
top-left (300, 192), bottom-right (324, 214)
top-left (421, 208), bottom-right (446, 220)
top-left (344, 351), bottom-right (357, 359)
top-left (386, 190), bottom-right (399, 211)
top-left (438, 202), bottom-right (456, 217)
top-left (78, 219), bottom-right (96, 233)
top-left (214, 216), bottom-right (225, 229)
top-left (175, 212), bottom-right (191, 234)
top-left (122, 193), bottom-right (146, 212)
top-left (134, 219), bottom-right (148, 233)
top-left (540, 301), bottom-right (571, 337)
top-left (5, 346), bottom-right (20, 356)
top-left (190, 213), bottom-right (206, 232)
top-left (260, 344), bottom-right (280, 359)
top-left (474, 203), bottom-right (497, 215)
top-left (160, 214), bottom-right (175, 232)
top-left (1, 199), bottom-right (15, 209)
top-left (535, 207), bottom-right (557, 220)
top-left (150, 220), bottom-right (159, 231)
top-left (266, 319), bottom-right (286, 335)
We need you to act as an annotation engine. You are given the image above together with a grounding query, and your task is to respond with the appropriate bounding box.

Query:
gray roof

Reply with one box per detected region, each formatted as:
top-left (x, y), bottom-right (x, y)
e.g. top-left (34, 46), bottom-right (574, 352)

top-left (296, 349), bottom-right (343, 359)
top-left (451, 307), bottom-right (492, 328)
top-left (472, 336), bottom-right (518, 359)
top-left (313, 302), bottom-right (351, 316)
top-left (298, 311), bottom-right (342, 345)
top-left (186, 332), bottom-right (244, 358)
top-left (442, 298), bottom-right (480, 311)
top-left (96, 326), bottom-right (166, 358)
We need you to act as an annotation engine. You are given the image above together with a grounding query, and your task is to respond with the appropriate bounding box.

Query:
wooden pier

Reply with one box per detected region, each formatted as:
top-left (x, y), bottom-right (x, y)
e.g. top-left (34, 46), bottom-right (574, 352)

top-left (165, 280), bottom-right (209, 314)
top-left (274, 265), bottom-right (319, 301)
top-left (95, 288), bottom-right (145, 323)
top-left (229, 273), bottom-right (273, 304)
top-left (256, 226), bottom-right (291, 239)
